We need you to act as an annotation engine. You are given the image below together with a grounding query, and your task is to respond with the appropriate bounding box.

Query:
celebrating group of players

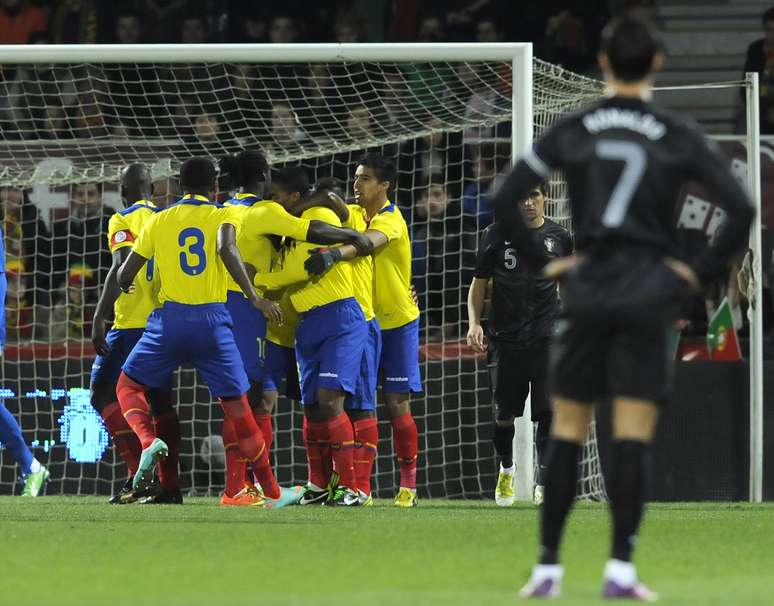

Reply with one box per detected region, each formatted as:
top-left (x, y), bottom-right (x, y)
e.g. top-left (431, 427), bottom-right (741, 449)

top-left (88, 150), bottom-right (422, 508)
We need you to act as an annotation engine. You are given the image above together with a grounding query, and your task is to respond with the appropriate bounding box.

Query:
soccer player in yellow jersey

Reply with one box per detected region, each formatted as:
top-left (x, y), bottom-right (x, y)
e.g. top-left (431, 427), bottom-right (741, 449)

top-left (306, 153), bottom-right (421, 507)
top-left (89, 163), bottom-right (181, 504)
top-left (115, 157), bottom-right (300, 509)
top-left (218, 154), bottom-right (371, 505)
top-left (252, 200), bottom-right (368, 507)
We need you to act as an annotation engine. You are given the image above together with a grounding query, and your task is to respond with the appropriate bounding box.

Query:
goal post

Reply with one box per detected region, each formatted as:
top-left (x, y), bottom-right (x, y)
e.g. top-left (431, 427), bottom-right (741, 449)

top-left (0, 42), bottom-right (611, 500)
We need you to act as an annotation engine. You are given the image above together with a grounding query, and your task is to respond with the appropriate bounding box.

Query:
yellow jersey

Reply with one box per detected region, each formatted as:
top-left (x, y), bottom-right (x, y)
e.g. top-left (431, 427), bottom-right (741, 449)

top-left (223, 194), bottom-right (311, 294)
top-left (107, 200), bottom-right (159, 329)
top-left (133, 194), bottom-right (241, 305)
top-left (367, 200), bottom-right (419, 329)
top-left (266, 286), bottom-right (300, 348)
top-left (344, 204), bottom-right (375, 321)
top-left (252, 207), bottom-right (354, 314)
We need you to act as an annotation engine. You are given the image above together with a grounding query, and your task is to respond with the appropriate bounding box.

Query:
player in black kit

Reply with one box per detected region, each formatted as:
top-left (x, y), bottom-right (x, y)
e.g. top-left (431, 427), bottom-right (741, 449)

top-left (494, 13), bottom-right (754, 601)
top-left (466, 183), bottom-right (571, 507)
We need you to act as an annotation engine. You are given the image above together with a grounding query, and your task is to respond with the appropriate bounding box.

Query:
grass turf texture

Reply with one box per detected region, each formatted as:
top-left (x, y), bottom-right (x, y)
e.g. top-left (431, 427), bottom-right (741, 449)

top-left (1, 498), bottom-right (772, 606)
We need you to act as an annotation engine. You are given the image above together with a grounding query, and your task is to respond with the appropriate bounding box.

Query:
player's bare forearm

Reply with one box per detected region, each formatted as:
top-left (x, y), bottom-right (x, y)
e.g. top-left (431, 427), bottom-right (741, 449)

top-left (306, 222), bottom-right (373, 255)
top-left (467, 278), bottom-right (487, 327)
top-left (117, 251), bottom-right (148, 293)
top-left (337, 229), bottom-right (388, 260)
top-left (217, 223), bottom-right (260, 301)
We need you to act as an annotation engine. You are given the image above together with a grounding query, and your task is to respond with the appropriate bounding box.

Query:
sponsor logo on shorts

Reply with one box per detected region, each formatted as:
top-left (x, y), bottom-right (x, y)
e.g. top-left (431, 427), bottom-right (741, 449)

top-left (385, 376), bottom-right (409, 382)
top-left (319, 372), bottom-right (339, 378)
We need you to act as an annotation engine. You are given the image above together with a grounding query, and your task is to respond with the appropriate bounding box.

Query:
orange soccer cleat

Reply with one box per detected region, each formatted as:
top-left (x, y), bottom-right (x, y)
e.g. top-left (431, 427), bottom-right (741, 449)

top-left (220, 482), bottom-right (265, 507)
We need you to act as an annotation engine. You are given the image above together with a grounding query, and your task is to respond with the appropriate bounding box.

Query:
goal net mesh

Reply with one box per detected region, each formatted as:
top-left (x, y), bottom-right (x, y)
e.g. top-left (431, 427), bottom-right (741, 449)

top-left (0, 55), bottom-right (607, 499)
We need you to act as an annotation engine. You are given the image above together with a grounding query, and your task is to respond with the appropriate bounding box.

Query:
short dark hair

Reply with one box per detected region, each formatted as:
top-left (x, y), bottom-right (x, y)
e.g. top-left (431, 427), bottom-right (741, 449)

top-left (537, 182), bottom-right (548, 196)
top-left (600, 12), bottom-right (662, 82)
top-left (219, 150), bottom-right (268, 189)
top-left (272, 166), bottom-right (310, 196)
top-left (763, 7), bottom-right (774, 24)
top-left (315, 176), bottom-right (344, 195)
top-left (180, 157), bottom-right (216, 193)
top-left (357, 153), bottom-right (396, 189)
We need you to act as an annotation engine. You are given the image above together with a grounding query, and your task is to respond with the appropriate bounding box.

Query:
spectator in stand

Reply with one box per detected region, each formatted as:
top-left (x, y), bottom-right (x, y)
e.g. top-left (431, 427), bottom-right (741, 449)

top-left (543, 7), bottom-right (603, 74)
top-left (49, 264), bottom-right (96, 340)
top-left (333, 12), bottom-right (364, 43)
top-left (71, 92), bottom-right (112, 138)
top-left (50, 0), bottom-right (98, 44)
top-left (152, 176), bottom-right (180, 208)
top-left (476, 18), bottom-right (503, 42)
top-left (1, 187), bottom-right (51, 340)
top-left (114, 9), bottom-right (143, 44)
top-left (298, 63), bottom-right (346, 139)
top-left (0, 0), bottom-right (46, 44)
top-left (742, 7), bottom-right (774, 134)
top-left (268, 14), bottom-right (299, 43)
top-left (141, 0), bottom-right (186, 43)
top-left (180, 14), bottom-right (209, 44)
top-left (52, 182), bottom-right (115, 296)
top-left (411, 178), bottom-right (476, 340)
top-left (462, 150), bottom-right (500, 229)
top-left (347, 104), bottom-right (373, 141)
top-left (269, 100), bottom-right (306, 151)
top-left (401, 15), bottom-right (455, 110)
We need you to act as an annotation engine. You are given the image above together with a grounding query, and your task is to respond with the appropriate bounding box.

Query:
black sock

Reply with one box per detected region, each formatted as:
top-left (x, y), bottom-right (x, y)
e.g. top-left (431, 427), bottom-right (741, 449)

top-left (534, 414), bottom-right (551, 485)
top-left (539, 439), bottom-right (581, 565)
top-left (493, 423), bottom-right (515, 469)
top-left (609, 440), bottom-right (650, 562)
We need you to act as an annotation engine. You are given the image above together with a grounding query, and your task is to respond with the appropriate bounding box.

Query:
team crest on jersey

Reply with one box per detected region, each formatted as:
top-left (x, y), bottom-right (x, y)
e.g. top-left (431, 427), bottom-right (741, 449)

top-left (544, 237), bottom-right (555, 252)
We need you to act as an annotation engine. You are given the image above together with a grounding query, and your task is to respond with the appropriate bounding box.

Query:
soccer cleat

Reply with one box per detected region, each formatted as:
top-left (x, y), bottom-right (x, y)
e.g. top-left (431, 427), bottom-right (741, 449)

top-left (220, 483), bottom-right (265, 507)
top-left (357, 490), bottom-right (373, 507)
top-left (495, 465), bottom-right (516, 507)
top-left (299, 484), bottom-right (329, 505)
top-left (326, 470), bottom-right (340, 499)
top-left (108, 478), bottom-right (134, 504)
top-left (534, 485), bottom-right (545, 506)
top-left (519, 564), bottom-right (563, 599)
top-left (603, 580), bottom-right (658, 602)
top-left (21, 466), bottom-right (50, 497)
top-left (132, 438), bottom-right (168, 490)
top-left (140, 488), bottom-right (183, 505)
top-left (264, 486), bottom-right (304, 510)
top-left (325, 486), bottom-right (361, 506)
top-left (393, 487), bottom-right (417, 508)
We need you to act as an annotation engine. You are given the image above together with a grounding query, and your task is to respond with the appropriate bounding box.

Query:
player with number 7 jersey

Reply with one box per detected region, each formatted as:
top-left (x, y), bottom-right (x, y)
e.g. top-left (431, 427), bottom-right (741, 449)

top-left (115, 157), bottom-right (302, 510)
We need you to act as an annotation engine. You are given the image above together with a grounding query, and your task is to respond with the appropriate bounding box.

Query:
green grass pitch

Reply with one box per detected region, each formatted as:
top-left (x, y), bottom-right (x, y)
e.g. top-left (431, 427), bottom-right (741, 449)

top-left (1, 497), bottom-right (772, 606)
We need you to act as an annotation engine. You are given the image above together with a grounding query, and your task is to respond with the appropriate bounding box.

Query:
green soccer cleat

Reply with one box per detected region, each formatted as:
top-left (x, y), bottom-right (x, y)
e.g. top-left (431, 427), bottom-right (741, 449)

top-left (326, 470), bottom-right (340, 500)
top-left (325, 486), bottom-right (362, 507)
top-left (132, 438), bottom-right (168, 490)
top-left (21, 466), bottom-right (50, 497)
top-left (495, 465), bottom-right (515, 507)
top-left (393, 487), bottom-right (418, 508)
top-left (357, 490), bottom-right (373, 507)
top-left (264, 486), bottom-right (304, 510)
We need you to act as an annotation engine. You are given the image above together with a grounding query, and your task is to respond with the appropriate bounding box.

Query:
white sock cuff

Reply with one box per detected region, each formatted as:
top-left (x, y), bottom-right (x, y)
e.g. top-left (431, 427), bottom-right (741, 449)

top-left (533, 564), bottom-right (564, 581)
top-left (29, 459), bottom-right (42, 474)
top-left (604, 559), bottom-right (637, 587)
top-left (500, 463), bottom-right (516, 474)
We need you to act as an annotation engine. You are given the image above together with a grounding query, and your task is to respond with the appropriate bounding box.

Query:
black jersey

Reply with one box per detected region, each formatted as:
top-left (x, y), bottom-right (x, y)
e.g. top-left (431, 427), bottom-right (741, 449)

top-left (492, 96), bottom-right (754, 282)
top-left (475, 219), bottom-right (572, 346)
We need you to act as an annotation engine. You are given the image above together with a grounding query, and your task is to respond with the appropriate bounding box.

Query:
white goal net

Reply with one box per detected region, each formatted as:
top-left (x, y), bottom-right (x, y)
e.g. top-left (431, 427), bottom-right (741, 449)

top-left (0, 45), bottom-right (607, 500)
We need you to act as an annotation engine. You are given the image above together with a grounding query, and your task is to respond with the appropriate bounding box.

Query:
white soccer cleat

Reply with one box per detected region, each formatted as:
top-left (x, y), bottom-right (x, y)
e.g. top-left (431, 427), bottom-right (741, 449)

top-left (534, 485), bottom-right (544, 506)
top-left (495, 464), bottom-right (515, 507)
top-left (519, 564), bottom-right (563, 599)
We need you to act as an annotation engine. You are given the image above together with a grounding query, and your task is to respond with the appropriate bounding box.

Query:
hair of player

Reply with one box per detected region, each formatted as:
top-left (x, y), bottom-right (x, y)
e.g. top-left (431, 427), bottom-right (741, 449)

top-left (357, 152), bottom-right (396, 190)
top-left (763, 7), bottom-right (774, 24)
top-left (537, 181), bottom-right (548, 196)
top-left (315, 176), bottom-right (344, 194)
top-left (600, 12), bottom-right (662, 82)
top-left (273, 166), bottom-right (310, 196)
top-left (218, 154), bottom-right (239, 192)
top-left (180, 157), bottom-right (217, 194)
top-left (219, 150), bottom-right (269, 191)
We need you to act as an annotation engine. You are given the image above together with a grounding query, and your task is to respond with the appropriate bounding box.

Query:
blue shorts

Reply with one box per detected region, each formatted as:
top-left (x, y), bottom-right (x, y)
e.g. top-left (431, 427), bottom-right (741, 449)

top-left (295, 297), bottom-right (367, 406)
top-left (345, 318), bottom-right (382, 411)
top-left (90, 327), bottom-right (146, 388)
top-left (123, 302), bottom-right (249, 398)
top-left (379, 318), bottom-right (423, 393)
top-left (261, 339), bottom-right (301, 401)
top-left (225, 290), bottom-right (266, 382)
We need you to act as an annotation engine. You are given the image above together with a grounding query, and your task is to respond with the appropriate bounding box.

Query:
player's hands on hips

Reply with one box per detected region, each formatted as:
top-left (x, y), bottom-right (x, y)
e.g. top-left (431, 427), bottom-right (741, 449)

top-left (663, 257), bottom-right (700, 292)
top-left (91, 317), bottom-right (110, 356)
top-left (466, 324), bottom-right (487, 353)
top-left (410, 284), bottom-right (419, 307)
top-left (543, 254), bottom-right (583, 281)
top-left (253, 297), bottom-right (283, 325)
top-left (305, 247), bottom-right (342, 276)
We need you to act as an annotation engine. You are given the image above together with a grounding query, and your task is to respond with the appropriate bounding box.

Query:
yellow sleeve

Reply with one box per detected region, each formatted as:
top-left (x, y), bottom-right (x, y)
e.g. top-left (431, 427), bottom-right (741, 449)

top-left (251, 202), bottom-right (310, 241)
top-left (368, 207), bottom-right (402, 241)
top-left (107, 213), bottom-right (135, 253)
top-left (220, 204), bottom-right (243, 238)
top-left (253, 241), bottom-right (315, 291)
top-left (132, 213), bottom-right (156, 259)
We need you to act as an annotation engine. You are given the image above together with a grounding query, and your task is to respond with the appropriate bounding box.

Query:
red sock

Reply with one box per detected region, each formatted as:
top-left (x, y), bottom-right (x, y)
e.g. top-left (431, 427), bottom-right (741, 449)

top-left (222, 417), bottom-right (247, 497)
top-left (219, 395), bottom-right (279, 499)
top-left (100, 401), bottom-right (142, 475)
top-left (304, 417), bottom-right (330, 489)
top-left (353, 417), bottom-right (379, 495)
top-left (254, 413), bottom-right (273, 460)
top-left (391, 412), bottom-right (418, 489)
top-left (116, 373), bottom-right (156, 449)
top-left (153, 410), bottom-right (180, 491)
top-left (327, 412), bottom-right (356, 491)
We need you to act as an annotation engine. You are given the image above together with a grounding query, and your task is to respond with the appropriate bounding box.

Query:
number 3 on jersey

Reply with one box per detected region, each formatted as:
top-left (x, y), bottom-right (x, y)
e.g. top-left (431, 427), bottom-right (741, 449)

top-left (597, 140), bottom-right (647, 228)
top-left (178, 227), bottom-right (207, 275)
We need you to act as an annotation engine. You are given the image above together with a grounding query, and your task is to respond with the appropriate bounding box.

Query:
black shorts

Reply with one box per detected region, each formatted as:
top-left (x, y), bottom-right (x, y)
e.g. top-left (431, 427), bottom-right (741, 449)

top-left (550, 257), bottom-right (683, 404)
top-left (487, 338), bottom-right (551, 422)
